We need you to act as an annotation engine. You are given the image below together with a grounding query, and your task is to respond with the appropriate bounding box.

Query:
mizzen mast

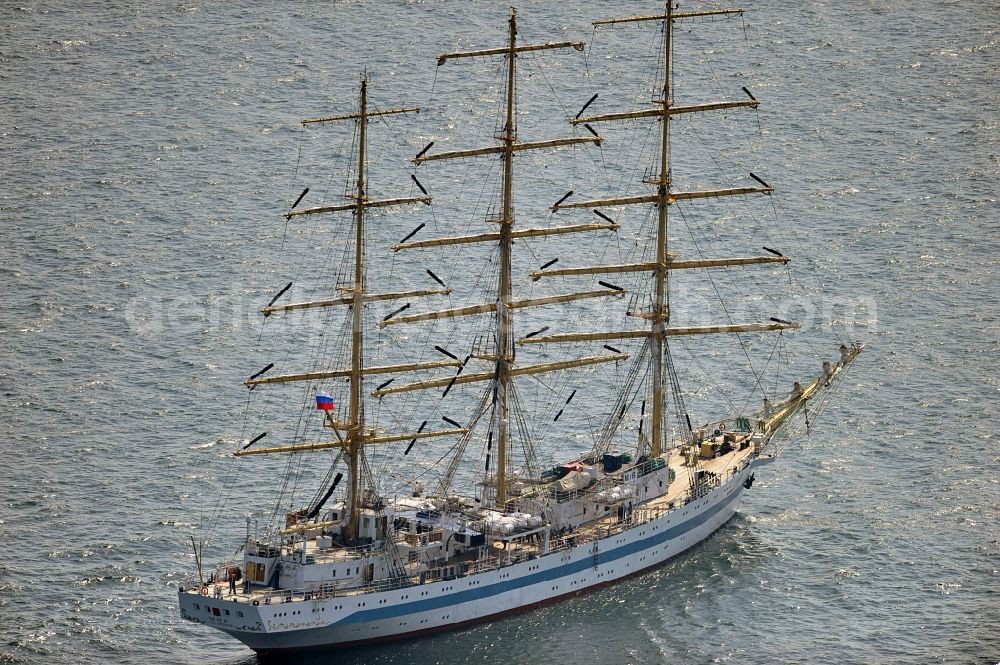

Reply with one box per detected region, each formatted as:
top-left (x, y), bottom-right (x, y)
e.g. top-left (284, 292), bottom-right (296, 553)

top-left (649, 0), bottom-right (674, 459)
top-left (240, 77), bottom-right (446, 543)
top-left (346, 77), bottom-right (372, 541)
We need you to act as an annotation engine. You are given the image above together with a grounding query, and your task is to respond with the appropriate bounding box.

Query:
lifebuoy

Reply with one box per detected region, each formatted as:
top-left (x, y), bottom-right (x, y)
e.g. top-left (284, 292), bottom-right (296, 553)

top-left (200, 584), bottom-right (209, 595)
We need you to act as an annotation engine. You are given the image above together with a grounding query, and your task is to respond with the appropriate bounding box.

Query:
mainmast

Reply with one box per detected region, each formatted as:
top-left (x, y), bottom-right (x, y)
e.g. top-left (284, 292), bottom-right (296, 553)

top-left (383, 9), bottom-right (627, 509)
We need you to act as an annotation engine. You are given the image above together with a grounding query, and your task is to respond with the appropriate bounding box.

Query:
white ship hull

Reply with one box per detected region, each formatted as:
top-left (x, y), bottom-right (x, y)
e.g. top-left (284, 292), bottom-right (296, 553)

top-left (179, 462), bottom-right (760, 655)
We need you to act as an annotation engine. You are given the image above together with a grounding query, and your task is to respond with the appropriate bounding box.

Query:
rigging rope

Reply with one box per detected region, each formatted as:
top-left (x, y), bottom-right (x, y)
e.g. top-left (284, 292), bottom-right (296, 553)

top-left (593, 338), bottom-right (651, 459)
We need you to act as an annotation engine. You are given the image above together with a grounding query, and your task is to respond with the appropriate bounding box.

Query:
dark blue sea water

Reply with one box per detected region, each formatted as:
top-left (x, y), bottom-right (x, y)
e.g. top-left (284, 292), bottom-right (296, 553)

top-left (2, 1), bottom-right (998, 664)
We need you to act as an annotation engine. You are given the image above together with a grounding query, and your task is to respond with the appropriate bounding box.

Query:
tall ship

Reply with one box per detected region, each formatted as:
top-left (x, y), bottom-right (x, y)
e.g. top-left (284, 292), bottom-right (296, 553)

top-left (178, 3), bottom-right (861, 656)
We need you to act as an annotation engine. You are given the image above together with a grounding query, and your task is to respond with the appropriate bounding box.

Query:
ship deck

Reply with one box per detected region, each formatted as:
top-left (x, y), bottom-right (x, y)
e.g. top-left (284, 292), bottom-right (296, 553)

top-left (191, 435), bottom-right (758, 606)
top-left (546, 436), bottom-right (756, 547)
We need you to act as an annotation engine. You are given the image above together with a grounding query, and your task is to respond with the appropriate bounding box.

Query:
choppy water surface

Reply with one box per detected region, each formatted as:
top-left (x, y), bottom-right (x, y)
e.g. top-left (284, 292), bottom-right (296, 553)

top-left (1, 1), bottom-right (998, 663)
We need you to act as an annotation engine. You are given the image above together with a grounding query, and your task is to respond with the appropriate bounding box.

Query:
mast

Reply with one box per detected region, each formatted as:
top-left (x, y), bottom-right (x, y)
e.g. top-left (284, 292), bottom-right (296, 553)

top-left (388, 9), bottom-right (611, 510)
top-left (525, 4), bottom-right (794, 459)
top-left (650, 0), bottom-right (673, 458)
top-left (346, 77), bottom-right (369, 540)
top-left (495, 8), bottom-right (518, 507)
top-left (240, 77), bottom-right (441, 541)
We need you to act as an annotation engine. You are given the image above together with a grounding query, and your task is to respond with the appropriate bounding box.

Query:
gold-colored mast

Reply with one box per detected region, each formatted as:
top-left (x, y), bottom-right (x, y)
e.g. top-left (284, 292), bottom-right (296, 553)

top-left (398, 9), bottom-right (602, 509)
top-left (495, 8), bottom-right (519, 507)
top-left (648, 0), bottom-right (673, 458)
top-left (346, 77), bottom-right (369, 540)
top-left (542, 4), bottom-right (775, 459)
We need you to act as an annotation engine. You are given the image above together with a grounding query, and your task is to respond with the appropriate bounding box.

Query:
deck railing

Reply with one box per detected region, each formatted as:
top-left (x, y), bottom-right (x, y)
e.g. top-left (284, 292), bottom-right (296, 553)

top-left (187, 455), bottom-right (756, 604)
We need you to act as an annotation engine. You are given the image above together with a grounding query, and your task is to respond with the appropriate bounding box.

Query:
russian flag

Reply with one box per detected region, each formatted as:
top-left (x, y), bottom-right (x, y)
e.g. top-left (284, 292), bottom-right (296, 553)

top-left (315, 390), bottom-right (335, 411)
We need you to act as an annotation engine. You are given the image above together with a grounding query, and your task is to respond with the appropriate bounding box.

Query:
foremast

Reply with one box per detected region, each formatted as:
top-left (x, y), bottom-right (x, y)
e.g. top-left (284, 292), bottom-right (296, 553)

top-left (648, 0), bottom-right (674, 459)
top-left (525, 2), bottom-right (796, 457)
top-left (495, 8), bottom-right (519, 508)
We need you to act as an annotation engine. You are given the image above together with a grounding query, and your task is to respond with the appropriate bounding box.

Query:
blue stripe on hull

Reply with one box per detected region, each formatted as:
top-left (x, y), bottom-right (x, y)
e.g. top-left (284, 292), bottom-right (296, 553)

top-left (226, 470), bottom-right (754, 652)
top-left (341, 478), bottom-right (746, 625)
